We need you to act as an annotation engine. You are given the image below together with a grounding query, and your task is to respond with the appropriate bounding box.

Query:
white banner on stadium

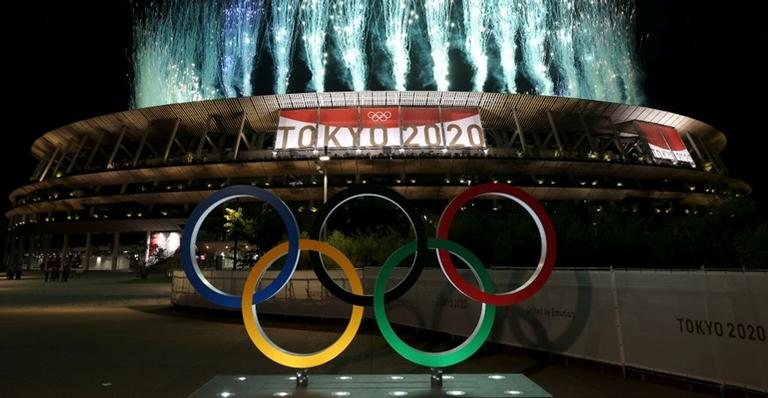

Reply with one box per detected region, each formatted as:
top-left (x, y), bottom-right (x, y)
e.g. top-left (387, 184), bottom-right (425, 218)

top-left (274, 107), bottom-right (485, 150)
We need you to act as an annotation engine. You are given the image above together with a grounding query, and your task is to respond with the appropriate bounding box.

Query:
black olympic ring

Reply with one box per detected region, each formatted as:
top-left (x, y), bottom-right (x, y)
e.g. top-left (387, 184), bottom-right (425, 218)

top-left (309, 185), bottom-right (428, 306)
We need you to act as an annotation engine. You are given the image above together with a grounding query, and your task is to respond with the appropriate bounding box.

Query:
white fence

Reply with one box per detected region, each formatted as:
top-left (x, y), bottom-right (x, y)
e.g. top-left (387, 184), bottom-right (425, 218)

top-left (171, 268), bottom-right (768, 392)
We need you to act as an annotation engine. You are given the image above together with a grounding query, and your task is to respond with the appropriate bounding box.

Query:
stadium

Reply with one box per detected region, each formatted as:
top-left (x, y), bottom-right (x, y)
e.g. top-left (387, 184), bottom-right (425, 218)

top-left (2, 90), bottom-right (751, 270)
top-left (2, 1), bottom-right (766, 394)
top-left (3, 0), bottom-right (753, 271)
top-left (4, 90), bottom-right (765, 393)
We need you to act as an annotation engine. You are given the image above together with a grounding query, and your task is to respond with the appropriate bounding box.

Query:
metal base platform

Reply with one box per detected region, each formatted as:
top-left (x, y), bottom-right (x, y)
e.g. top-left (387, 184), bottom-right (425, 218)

top-left (190, 373), bottom-right (551, 397)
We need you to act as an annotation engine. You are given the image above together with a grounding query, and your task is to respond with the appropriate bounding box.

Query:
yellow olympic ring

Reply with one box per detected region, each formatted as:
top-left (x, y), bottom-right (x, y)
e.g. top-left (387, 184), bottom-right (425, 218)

top-left (241, 239), bottom-right (364, 368)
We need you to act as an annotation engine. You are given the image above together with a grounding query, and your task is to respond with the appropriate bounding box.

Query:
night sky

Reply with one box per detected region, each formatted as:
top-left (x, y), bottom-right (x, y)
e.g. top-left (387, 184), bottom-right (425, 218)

top-left (5, 1), bottom-right (767, 219)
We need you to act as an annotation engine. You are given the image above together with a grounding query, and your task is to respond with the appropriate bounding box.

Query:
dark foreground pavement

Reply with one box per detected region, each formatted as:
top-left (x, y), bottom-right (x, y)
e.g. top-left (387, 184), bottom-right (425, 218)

top-left (0, 273), bottom-right (720, 397)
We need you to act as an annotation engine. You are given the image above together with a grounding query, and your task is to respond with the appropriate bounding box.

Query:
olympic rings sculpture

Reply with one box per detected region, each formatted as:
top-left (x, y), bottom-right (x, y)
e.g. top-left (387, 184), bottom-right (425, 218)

top-left (367, 111), bottom-right (392, 122)
top-left (181, 183), bottom-right (556, 369)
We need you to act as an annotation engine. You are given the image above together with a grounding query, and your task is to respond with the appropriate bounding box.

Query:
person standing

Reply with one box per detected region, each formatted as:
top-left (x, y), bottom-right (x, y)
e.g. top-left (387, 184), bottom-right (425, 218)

top-left (43, 255), bottom-right (51, 282)
top-left (51, 255), bottom-right (61, 282)
top-left (62, 256), bottom-right (71, 282)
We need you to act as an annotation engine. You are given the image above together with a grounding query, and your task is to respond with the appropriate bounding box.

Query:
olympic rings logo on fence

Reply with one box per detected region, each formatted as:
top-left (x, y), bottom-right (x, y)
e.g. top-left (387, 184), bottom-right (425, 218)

top-left (367, 111), bottom-right (392, 122)
top-left (180, 183), bottom-right (557, 369)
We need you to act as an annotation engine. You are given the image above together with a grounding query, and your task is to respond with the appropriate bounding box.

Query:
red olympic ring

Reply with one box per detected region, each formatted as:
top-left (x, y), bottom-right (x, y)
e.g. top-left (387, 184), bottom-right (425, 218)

top-left (436, 183), bottom-right (557, 306)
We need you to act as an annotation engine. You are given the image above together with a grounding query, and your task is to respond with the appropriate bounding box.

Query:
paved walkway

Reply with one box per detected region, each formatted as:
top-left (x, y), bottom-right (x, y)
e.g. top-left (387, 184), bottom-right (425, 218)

top-left (0, 273), bottom-right (721, 397)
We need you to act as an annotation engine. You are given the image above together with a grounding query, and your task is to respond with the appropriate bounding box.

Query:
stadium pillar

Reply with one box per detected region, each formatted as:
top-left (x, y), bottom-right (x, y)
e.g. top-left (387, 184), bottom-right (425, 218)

top-left (26, 235), bottom-right (34, 270)
top-left (84, 233), bottom-right (93, 271)
top-left (2, 234), bottom-right (10, 266)
top-left (511, 109), bottom-right (527, 154)
top-left (162, 118), bottom-right (181, 163)
top-left (107, 127), bottom-right (126, 169)
top-left (323, 172), bottom-right (328, 204)
top-left (30, 152), bottom-right (50, 181)
top-left (132, 130), bottom-right (149, 167)
top-left (111, 232), bottom-right (120, 271)
top-left (50, 146), bottom-right (69, 179)
top-left (42, 233), bottom-right (51, 256)
top-left (62, 234), bottom-right (70, 258)
top-left (545, 111), bottom-right (564, 153)
top-left (196, 129), bottom-right (209, 158)
top-left (683, 132), bottom-right (706, 167)
top-left (232, 112), bottom-right (247, 160)
top-left (606, 117), bottom-right (627, 160)
top-left (17, 235), bottom-right (24, 268)
top-left (38, 147), bottom-right (60, 181)
top-left (85, 131), bottom-right (105, 170)
top-left (144, 231), bottom-right (151, 265)
top-left (67, 135), bottom-right (88, 174)
top-left (578, 114), bottom-right (598, 152)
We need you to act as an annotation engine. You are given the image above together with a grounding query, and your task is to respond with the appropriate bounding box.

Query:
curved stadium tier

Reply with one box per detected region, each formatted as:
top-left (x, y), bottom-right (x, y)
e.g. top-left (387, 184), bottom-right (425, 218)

top-left (3, 91), bottom-right (750, 270)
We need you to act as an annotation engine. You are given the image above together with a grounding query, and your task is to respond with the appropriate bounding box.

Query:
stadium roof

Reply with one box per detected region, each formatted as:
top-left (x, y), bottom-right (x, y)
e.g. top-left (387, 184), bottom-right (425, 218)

top-left (31, 91), bottom-right (727, 159)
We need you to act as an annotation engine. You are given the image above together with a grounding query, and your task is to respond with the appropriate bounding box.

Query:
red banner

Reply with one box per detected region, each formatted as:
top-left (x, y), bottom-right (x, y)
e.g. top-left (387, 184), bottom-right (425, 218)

top-left (634, 121), bottom-right (694, 165)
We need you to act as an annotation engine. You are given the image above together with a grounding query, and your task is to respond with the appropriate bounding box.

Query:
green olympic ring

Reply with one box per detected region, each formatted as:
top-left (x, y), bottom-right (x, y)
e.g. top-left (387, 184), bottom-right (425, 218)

top-left (373, 238), bottom-right (497, 368)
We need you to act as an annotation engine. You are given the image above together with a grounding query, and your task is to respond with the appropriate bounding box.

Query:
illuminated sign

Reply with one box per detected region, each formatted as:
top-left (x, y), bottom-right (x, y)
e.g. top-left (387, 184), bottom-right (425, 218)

top-left (634, 121), bottom-right (695, 166)
top-left (146, 231), bottom-right (181, 265)
top-left (274, 107), bottom-right (485, 150)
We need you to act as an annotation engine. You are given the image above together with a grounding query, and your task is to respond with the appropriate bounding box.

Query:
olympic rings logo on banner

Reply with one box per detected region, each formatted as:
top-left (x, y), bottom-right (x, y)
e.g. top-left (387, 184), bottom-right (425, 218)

top-left (180, 183), bottom-right (557, 369)
top-left (367, 111), bottom-right (392, 122)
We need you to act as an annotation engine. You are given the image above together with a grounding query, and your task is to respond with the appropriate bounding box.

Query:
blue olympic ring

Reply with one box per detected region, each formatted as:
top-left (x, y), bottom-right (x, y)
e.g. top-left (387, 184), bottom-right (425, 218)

top-left (180, 185), bottom-right (300, 309)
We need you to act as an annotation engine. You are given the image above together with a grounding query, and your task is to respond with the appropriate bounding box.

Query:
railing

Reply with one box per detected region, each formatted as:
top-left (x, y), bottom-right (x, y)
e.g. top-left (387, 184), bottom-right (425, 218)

top-left (170, 267), bottom-right (768, 393)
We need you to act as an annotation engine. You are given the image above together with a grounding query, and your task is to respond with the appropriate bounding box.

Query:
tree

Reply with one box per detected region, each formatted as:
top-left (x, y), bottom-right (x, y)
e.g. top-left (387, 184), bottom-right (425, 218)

top-left (325, 227), bottom-right (409, 268)
top-left (223, 207), bottom-right (255, 269)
